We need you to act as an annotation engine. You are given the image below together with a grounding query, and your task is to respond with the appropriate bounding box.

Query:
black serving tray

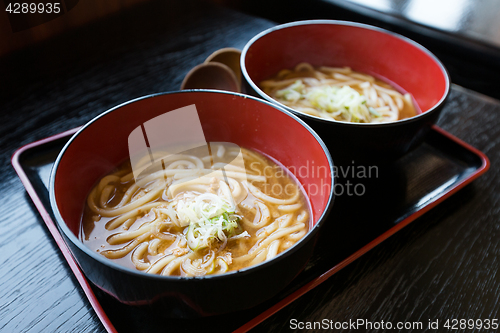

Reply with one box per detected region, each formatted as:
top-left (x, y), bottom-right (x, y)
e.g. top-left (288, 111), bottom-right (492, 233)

top-left (12, 126), bottom-right (489, 333)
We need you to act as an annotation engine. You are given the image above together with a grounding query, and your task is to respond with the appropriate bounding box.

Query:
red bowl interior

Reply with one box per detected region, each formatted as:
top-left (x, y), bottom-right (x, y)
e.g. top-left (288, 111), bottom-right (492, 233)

top-left (53, 91), bottom-right (333, 236)
top-left (243, 22), bottom-right (448, 113)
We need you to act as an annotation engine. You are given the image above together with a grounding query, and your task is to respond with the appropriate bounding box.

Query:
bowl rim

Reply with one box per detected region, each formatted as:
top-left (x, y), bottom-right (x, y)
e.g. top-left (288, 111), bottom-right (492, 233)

top-left (49, 89), bottom-right (335, 282)
top-left (240, 19), bottom-right (451, 127)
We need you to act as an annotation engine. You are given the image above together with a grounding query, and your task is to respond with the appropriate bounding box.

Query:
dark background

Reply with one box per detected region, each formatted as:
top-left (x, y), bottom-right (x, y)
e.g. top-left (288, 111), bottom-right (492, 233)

top-left (1, 0), bottom-right (499, 332)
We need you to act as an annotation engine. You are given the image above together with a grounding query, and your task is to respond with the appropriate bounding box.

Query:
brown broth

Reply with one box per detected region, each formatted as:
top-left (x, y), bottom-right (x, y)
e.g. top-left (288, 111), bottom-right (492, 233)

top-left (81, 144), bottom-right (311, 276)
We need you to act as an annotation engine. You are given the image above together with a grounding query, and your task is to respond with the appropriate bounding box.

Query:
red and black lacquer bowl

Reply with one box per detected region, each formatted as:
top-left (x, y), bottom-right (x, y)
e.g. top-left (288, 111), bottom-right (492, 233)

top-left (49, 90), bottom-right (334, 317)
top-left (241, 20), bottom-right (450, 163)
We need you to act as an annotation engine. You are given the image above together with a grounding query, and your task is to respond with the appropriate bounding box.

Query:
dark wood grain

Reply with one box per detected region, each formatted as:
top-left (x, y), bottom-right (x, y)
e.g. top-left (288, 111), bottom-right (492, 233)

top-left (1, 1), bottom-right (499, 333)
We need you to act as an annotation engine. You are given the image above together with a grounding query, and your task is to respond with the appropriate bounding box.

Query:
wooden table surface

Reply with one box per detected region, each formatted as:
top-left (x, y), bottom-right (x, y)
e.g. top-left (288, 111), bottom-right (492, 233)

top-left (1, 1), bottom-right (499, 332)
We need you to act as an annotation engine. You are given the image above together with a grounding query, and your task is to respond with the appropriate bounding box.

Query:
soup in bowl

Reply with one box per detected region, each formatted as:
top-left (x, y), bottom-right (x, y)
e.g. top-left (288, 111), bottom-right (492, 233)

top-left (241, 20), bottom-right (450, 162)
top-left (49, 90), bottom-right (334, 316)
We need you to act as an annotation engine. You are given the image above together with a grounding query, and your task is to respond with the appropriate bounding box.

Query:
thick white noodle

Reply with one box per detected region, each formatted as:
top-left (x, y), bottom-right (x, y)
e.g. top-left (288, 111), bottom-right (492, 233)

top-left (86, 148), bottom-right (310, 276)
top-left (261, 63), bottom-right (415, 123)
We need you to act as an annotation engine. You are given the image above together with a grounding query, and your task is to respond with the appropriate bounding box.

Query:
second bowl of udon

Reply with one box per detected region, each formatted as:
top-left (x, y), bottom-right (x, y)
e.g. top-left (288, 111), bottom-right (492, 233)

top-left (49, 90), bottom-right (334, 316)
top-left (241, 20), bottom-right (450, 162)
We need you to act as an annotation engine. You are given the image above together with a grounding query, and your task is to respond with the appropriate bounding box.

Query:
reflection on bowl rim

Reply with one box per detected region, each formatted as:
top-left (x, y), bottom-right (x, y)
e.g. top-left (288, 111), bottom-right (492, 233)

top-left (49, 89), bottom-right (335, 282)
top-left (241, 19), bottom-right (451, 127)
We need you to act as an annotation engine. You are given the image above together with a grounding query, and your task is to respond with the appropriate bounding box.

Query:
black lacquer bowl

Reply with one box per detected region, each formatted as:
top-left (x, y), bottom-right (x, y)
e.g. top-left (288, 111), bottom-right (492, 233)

top-left (49, 90), bottom-right (334, 317)
top-left (241, 20), bottom-right (451, 163)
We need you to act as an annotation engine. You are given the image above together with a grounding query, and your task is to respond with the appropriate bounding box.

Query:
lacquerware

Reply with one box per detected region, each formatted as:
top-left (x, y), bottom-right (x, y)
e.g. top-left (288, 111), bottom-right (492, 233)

top-left (12, 124), bottom-right (488, 332)
top-left (47, 90), bottom-right (335, 316)
top-left (241, 20), bottom-right (451, 162)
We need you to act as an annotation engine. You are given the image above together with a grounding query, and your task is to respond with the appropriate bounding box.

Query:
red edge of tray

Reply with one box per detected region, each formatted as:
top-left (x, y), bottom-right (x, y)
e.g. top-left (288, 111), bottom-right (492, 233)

top-left (10, 126), bottom-right (490, 333)
top-left (11, 127), bottom-right (119, 333)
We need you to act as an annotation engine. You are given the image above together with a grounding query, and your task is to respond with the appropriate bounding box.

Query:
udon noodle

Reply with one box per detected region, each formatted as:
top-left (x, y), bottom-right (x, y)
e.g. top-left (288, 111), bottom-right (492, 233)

top-left (260, 63), bottom-right (417, 123)
top-left (81, 144), bottom-right (310, 277)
